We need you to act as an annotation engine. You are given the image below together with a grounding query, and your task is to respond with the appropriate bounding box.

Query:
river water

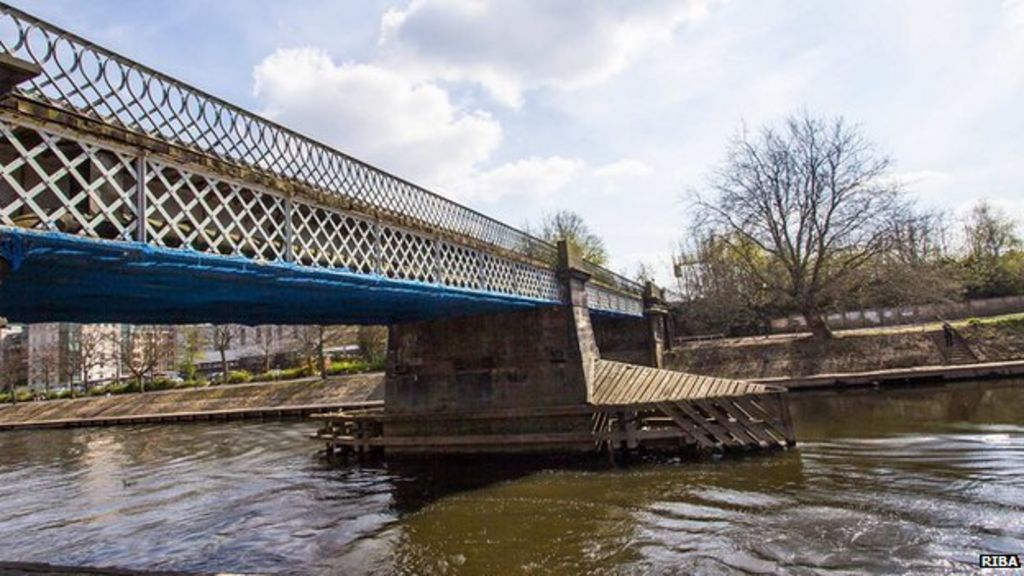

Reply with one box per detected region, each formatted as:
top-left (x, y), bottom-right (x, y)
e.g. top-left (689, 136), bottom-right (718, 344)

top-left (0, 380), bottom-right (1022, 575)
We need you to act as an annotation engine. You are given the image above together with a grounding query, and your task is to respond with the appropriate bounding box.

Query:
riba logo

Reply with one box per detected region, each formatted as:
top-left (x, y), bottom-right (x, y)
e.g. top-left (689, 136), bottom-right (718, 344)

top-left (980, 554), bottom-right (1021, 569)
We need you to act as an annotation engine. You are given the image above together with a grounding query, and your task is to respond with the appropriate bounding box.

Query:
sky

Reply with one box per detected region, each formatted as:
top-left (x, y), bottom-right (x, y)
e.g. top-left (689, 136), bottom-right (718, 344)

top-left (9, 0), bottom-right (1023, 284)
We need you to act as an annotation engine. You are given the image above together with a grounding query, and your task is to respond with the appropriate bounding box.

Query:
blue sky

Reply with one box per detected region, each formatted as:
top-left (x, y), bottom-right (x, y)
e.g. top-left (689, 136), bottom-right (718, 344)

top-left (11, 0), bottom-right (1023, 282)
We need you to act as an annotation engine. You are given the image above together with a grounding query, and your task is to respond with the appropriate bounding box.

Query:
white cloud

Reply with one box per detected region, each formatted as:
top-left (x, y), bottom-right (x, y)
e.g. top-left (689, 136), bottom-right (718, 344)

top-left (252, 47), bottom-right (586, 204)
top-left (594, 158), bottom-right (653, 179)
top-left (449, 156), bottom-right (584, 203)
top-left (1005, 0), bottom-right (1024, 28)
top-left (252, 47), bottom-right (501, 186)
top-left (379, 0), bottom-right (715, 106)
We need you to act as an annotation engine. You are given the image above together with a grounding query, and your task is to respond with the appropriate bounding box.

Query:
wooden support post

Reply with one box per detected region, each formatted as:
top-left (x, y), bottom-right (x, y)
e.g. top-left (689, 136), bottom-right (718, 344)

top-left (624, 409), bottom-right (638, 451)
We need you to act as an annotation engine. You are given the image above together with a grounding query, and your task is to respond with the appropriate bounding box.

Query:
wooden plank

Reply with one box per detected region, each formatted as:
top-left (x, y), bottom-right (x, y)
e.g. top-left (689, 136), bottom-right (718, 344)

top-left (662, 371), bottom-right (689, 400)
top-left (674, 400), bottom-right (740, 448)
top-left (628, 367), bottom-right (659, 404)
top-left (771, 393), bottom-right (797, 445)
top-left (655, 401), bottom-right (715, 450)
top-left (367, 431), bottom-right (597, 447)
top-left (646, 370), bottom-right (677, 404)
top-left (591, 360), bottom-right (613, 402)
top-left (597, 362), bottom-right (625, 404)
top-left (623, 366), bottom-right (653, 404)
top-left (602, 363), bottom-right (635, 404)
top-left (692, 375), bottom-right (713, 398)
top-left (733, 396), bottom-right (789, 442)
top-left (700, 375), bottom-right (724, 397)
top-left (683, 373), bottom-right (706, 399)
top-left (597, 427), bottom-right (690, 444)
top-left (697, 399), bottom-right (764, 448)
top-left (720, 399), bottom-right (778, 447)
top-left (614, 365), bottom-right (646, 404)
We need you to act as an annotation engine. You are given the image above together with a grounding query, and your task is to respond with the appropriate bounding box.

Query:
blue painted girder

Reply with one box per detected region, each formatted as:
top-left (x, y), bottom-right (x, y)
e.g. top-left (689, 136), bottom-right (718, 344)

top-left (0, 228), bottom-right (560, 325)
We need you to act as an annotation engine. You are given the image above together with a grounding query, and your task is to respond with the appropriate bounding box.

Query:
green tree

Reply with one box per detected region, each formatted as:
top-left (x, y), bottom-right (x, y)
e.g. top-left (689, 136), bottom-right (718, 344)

top-left (179, 326), bottom-right (204, 381)
top-left (961, 201), bottom-right (1023, 298)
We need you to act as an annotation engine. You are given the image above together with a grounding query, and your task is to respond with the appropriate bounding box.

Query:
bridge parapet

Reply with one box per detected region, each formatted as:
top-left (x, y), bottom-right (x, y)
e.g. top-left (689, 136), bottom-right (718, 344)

top-left (0, 3), bottom-right (644, 317)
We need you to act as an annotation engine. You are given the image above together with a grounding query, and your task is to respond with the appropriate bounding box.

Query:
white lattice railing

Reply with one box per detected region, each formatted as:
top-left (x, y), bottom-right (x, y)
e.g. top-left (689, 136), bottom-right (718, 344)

top-left (0, 116), bottom-right (567, 302)
top-left (0, 2), bottom-right (644, 316)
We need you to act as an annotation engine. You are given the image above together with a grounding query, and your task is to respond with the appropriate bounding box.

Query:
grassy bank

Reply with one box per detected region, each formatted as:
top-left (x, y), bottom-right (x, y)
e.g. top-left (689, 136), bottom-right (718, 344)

top-left (665, 313), bottom-right (1024, 380)
top-left (0, 373), bottom-right (383, 427)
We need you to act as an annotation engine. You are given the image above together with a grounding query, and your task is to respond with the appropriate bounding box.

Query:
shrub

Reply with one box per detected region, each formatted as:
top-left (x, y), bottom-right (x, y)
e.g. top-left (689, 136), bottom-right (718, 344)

top-left (227, 370), bottom-right (252, 384)
top-left (324, 358), bottom-right (385, 376)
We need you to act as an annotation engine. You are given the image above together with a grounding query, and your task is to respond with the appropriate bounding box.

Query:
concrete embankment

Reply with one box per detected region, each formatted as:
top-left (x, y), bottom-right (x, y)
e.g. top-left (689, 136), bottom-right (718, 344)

top-left (756, 359), bottom-right (1024, 391)
top-left (665, 313), bottom-right (1024, 390)
top-left (0, 374), bottom-right (384, 431)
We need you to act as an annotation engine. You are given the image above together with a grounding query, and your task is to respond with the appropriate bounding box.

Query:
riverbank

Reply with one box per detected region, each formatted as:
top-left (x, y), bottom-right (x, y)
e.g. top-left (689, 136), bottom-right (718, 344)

top-left (0, 374), bottom-right (384, 431)
top-left (757, 358), bottom-right (1024, 390)
top-left (666, 312), bottom-right (1024, 380)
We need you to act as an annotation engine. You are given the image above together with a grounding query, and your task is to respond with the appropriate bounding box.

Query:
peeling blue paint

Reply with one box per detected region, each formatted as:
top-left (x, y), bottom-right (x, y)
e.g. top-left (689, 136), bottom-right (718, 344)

top-left (0, 228), bottom-right (550, 325)
top-left (0, 228), bottom-right (637, 325)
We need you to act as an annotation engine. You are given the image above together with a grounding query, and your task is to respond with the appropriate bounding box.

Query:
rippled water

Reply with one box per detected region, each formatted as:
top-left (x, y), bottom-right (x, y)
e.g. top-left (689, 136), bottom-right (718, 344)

top-left (1, 380), bottom-right (1022, 575)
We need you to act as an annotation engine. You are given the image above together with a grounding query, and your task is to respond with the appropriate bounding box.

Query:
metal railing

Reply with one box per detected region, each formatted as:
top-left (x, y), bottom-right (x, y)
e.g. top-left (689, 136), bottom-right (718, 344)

top-left (0, 2), bottom-right (644, 313)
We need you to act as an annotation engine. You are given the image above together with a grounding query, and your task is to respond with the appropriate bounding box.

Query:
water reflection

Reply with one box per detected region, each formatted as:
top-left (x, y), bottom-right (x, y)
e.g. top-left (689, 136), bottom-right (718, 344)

top-left (0, 380), bottom-right (1021, 575)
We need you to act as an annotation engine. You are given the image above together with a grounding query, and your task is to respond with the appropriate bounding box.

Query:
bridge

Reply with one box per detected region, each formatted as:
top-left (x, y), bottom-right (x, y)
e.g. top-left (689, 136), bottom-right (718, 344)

top-left (0, 4), bottom-right (793, 457)
top-left (0, 4), bottom-right (643, 325)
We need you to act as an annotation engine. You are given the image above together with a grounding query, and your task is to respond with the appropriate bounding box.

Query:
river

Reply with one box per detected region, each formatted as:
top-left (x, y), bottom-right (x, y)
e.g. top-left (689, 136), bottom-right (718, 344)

top-left (1, 379), bottom-right (1022, 575)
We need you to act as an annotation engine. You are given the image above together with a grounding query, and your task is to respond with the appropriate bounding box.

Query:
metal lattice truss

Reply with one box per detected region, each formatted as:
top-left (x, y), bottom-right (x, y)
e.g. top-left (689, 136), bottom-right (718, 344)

top-left (0, 2), bottom-right (643, 316)
top-left (0, 117), bottom-right (564, 302)
top-left (586, 284), bottom-right (645, 318)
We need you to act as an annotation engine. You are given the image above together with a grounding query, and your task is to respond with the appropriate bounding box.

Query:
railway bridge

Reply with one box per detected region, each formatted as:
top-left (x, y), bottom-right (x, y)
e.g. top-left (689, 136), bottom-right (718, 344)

top-left (0, 4), bottom-right (793, 456)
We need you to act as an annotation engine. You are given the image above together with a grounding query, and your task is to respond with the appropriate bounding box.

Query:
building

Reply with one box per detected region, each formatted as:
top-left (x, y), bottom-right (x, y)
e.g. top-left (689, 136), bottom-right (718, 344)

top-left (22, 322), bottom-right (360, 388)
top-left (120, 325), bottom-right (178, 380)
top-left (0, 323), bottom-right (27, 391)
top-left (191, 324), bottom-right (312, 374)
top-left (26, 323), bottom-right (120, 391)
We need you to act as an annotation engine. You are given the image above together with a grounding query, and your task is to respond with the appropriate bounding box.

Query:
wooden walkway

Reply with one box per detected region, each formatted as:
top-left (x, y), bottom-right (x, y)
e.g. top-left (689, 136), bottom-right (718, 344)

top-left (592, 360), bottom-right (770, 404)
top-left (589, 360), bottom-right (793, 458)
top-left (0, 375), bottom-right (384, 431)
top-left (317, 360), bottom-right (795, 460)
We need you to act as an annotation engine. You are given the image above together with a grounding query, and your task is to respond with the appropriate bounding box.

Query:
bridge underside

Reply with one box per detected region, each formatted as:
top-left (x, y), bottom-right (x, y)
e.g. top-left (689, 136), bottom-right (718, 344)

top-left (0, 227), bottom-right (568, 325)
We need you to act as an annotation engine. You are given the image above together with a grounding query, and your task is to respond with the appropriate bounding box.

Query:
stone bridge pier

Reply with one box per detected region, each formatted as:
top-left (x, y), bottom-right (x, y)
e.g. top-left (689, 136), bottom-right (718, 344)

top-left (377, 241), bottom-right (668, 454)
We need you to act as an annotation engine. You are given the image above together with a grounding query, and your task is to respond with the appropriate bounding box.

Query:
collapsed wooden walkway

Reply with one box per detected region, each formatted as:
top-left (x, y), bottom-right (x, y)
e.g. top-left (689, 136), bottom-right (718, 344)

top-left (589, 360), bottom-right (795, 457)
top-left (315, 360), bottom-right (795, 460)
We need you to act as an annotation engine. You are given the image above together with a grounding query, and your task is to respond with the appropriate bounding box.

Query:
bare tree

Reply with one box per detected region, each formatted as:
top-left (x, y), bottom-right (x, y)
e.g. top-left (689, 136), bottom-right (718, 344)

top-left (72, 326), bottom-right (109, 392)
top-left (256, 326), bottom-right (277, 373)
top-left (357, 326), bottom-right (388, 366)
top-left (535, 210), bottom-right (609, 265)
top-left (30, 339), bottom-right (59, 395)
top-left (295, 326), bottom-right (321, 375)
top-left (122, 326), bottom-right (159, 392)
top-left (694, 112), bottom-right (910, 339)
top-left (211, 325), bottom-right (237, 382)
top-left (0, 326), bottom-right (14, 404)
top-left (964, 201), bottom-right (1020, 260)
